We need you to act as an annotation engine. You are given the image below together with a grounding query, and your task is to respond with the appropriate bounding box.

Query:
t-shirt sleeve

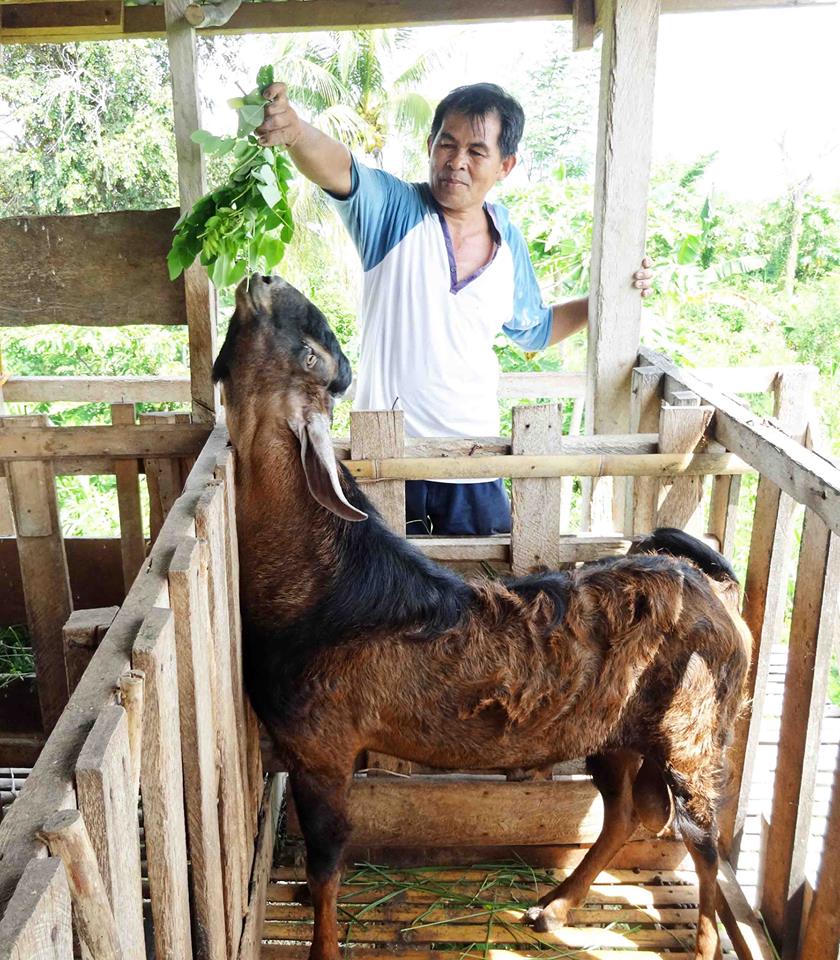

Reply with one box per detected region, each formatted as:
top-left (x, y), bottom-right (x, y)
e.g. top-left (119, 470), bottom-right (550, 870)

top-left (495, 207), bottom-right (553, 351)
top-left (326, 155), bottom-right (425, 272)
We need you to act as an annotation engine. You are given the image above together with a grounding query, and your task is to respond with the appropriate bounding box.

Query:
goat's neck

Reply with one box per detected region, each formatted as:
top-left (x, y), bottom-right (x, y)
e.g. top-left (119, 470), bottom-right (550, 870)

top-left (233, 417), bottom-right (337, 627)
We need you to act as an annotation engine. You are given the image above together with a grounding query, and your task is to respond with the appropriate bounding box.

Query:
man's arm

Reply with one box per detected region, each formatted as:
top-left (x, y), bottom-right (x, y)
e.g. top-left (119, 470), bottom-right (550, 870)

top-left (547, 258), bottom-right (654, 347)
top-left (256, 83), bottom-right (352, 198)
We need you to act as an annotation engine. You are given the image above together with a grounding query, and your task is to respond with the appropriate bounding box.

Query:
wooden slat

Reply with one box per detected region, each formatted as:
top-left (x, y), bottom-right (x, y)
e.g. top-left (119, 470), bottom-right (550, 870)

top-left (238, 775), bottom-right (283, 960)
top-left (708, 472), bottom-right (741, 559)
top-left (511, 404), bottom-right (562, 575)
top-left (585, 0), bottom-right (660, 532)
top-left (626, 365), bottom-right (662, 535)
top-left (715, 860), bottom-right (778, 960)
top-left (0, 425), bottom-right (229, 917)
top-left (655, 399), bottom-right (713, 533)
top-left (721, 370), bottom-right (813, 859)
top-left (262, 949), bottom-right (700, 960)
top-left (167, 538), bottom-right (227, 960)
top-left (132, 606), bottom-right (194, 960)
top-left (2, 375), bottom-right (191, 404)
top-left (572, 0), bottom-right (596, 48)
top-left (0, 422), bottom-right (210, 460)
top-left (2, 416), bottom-right (72, 734)
top-left (112, 404), bottom-right (147, 592)
top-left (799, 742), bottom-right (840, 960)
top-left (761, 513), bottom-right (840, 954)
top-left (0, 858), bottom-right (72, 959)
top-left (319, 778), bottom-right (605, 847)
top-left (38, 808), bottom-right (122, 960)
top-left (140, 412), bottom-right (192, 542)
top-left (639, 345), bottom-right (840, 537)
top-left (195, 484), bottom-right (249, 948)
top-left (0, 210), bottom-right (185, 326)
top-left (559, 397), bottom-right (584, 531)
top-left (62, 606), bottom-right (119, 694)
top-left (214, 449), bottom-right (262, 843)
top-left (351, 410), bottom-right (405, 534)
top-left (75, 703), bottom-right (145, 960)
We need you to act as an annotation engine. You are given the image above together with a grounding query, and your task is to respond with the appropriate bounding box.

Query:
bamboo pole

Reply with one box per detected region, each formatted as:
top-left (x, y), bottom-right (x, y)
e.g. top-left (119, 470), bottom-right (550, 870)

top-left (345, 452), bottom-right (751, 482)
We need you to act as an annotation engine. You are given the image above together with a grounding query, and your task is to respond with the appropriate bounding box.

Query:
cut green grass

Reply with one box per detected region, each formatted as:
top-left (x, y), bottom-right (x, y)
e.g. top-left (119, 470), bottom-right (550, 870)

top-left (0, 625), bottom-right (34, 688)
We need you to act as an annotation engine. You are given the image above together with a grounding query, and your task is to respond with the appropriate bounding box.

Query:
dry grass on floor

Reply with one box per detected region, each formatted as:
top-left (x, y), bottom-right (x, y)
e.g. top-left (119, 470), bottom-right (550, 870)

top-left (262, 860), bottom-right (737, 959)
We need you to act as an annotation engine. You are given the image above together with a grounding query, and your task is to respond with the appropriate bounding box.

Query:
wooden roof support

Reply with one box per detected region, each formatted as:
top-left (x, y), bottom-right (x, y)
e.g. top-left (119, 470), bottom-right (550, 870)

top-left (572, 0), bottom-right (597, 50)
top-left (184, 0), bottom-right (241, 27)
top-left (586, 0), bottom-right (660, 531)
top-left (164, 0), bottom-right (218, 423)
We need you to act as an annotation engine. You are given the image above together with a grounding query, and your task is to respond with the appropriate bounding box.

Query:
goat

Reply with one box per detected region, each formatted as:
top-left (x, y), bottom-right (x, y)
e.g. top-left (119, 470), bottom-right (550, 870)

top-left (214, 274), bottom-right (752, 960)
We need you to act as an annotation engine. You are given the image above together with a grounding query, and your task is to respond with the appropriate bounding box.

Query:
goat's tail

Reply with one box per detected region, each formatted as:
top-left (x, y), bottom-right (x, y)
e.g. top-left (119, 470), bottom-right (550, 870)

top-left (630, 527), bottom-right (738, 585)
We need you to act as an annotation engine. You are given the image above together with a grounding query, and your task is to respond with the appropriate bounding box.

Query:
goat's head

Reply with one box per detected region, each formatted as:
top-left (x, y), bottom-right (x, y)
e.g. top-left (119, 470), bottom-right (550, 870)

top-left (213, 273), bottom-right (366, 522)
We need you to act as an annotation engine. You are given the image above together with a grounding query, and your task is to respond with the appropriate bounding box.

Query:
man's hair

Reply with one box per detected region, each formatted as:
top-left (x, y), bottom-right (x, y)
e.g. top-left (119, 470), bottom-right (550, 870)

top-left (430, 83), bottom-right (525, 159)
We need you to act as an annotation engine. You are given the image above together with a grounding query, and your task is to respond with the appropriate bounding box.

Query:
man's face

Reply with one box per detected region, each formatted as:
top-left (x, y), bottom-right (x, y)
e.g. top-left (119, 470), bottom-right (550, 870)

top-left (427, 110), bottom-right (516, 214)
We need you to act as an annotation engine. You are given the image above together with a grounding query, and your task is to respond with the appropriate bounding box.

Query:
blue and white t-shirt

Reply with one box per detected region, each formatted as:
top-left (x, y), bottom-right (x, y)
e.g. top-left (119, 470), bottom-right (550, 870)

top-left (330, 157), bottom-right (552, 459)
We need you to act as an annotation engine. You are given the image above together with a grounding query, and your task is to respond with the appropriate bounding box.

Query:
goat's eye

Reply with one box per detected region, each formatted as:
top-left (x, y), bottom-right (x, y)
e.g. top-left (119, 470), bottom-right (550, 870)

top-left (305, 351), bottom-right (318, 369)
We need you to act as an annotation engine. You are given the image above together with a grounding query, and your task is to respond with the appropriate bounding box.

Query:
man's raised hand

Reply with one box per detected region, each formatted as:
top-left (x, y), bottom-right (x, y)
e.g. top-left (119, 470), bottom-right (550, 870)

top-left (634, 257), bottom-right (654, 298)
top-left (256, 82), bottom-right (303, 149)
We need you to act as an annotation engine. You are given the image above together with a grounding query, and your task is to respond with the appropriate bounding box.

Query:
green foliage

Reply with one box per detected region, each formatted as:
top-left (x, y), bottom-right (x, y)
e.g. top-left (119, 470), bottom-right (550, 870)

top-left (0, 626), bottom-right (33, 688)
top-left (168, 65), bottom-right (296, 289)
top-left (0, 41), bottom-right (178, 216)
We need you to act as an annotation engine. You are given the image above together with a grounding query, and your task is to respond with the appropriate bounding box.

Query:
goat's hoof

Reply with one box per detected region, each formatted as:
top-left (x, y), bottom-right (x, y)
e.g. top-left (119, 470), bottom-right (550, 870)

top-left (523, 906), bottom-right (566, 933)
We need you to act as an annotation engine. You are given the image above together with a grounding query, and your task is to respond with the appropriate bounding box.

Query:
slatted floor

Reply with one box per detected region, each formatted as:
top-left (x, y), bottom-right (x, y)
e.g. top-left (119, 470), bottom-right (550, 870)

top-left (262, 863), bottom-right (737, 958)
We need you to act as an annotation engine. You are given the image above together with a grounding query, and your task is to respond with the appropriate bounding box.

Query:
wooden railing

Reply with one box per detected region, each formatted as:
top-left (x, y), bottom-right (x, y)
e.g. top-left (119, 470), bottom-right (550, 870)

top-left (0, 426), bottom-right (275, 960)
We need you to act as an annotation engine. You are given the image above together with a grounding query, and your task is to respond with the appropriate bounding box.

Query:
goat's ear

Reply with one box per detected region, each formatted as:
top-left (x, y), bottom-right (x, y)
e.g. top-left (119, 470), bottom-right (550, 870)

top-left (290, 412), bottom-right (368, 523)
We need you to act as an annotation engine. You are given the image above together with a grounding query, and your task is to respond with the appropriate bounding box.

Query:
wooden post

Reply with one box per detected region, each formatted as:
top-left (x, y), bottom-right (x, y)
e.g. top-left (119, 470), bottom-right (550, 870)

top-left (585, 0), bottom-right (660, 531)
top-left (164, 0), bottom-right (217, 423)
top-left (118, 671), bottom-right (144, 800)
top-left (625, 365), bottom-right (662, 535)
top-left (760, 512), bottom-right (839, 957)
top-left (351, 410), bottom-right (405, 534)
top-left (141, 412), bottom-right (191, 543)
top-left (559, 397), bottom-right (584, 533)
top-left (0, 857), bottom-right (73, 959)
top-left (655, 390), bottom-right (714, 534)
top-left (132, 607), bottom-right (193, 960)
top-left (799, 742), bottom-right (840, 960)
top-left (37, 808), bottom-right (123, 960)
top-left (720, 368), bottom-right (814, 859)
top-left (111, 404), bottom-right (146, 592)
top-left (167, 538), bottom-right (227, 960)
top-left (708, 472), bottom-right (741, 559)
top-left (62, 606), bottom-right (119, 695)
top-left (75, 704), bottom-right (145, 960)
top-left (511, 404), bottom-right (563, 575)
top-left (0, 374), bottom-right (14, 539)
top-left (1, 415), bottom-right (73, 733)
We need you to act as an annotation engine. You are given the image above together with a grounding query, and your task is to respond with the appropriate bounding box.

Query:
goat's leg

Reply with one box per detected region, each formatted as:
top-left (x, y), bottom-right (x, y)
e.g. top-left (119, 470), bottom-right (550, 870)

top-left (682, 824), bottom-right (722, 960)
top-left (290, 765), bottom-right (353, 960)
top-left (524, 750), bottom-right (640, 932)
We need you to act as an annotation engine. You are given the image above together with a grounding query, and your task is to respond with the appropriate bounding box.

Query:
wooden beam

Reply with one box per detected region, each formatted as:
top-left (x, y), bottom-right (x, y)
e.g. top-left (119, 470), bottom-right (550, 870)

top-left (184, 0), bottom-right (241, 26)
top-left (586, 0), bottom-right (660, 530)
top-left (165, 0), bottom-right (217, 423)
top-left (111, 404), bottom-right (146, 592)
top-left (0, 423), bottom-right (210, 460)
top-left (572, 0), bottom-right (596, 49)
top-left (0, 210), bottom-right (185, 327)
top-left (3, 376), bottom-right (190, 404)
top-left (640, 345), bottom-right (840, 538)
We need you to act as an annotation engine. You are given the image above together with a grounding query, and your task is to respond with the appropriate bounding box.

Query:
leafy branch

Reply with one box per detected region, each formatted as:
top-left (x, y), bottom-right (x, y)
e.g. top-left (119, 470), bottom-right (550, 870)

top-left (167, 64), bottom-right (295, 289)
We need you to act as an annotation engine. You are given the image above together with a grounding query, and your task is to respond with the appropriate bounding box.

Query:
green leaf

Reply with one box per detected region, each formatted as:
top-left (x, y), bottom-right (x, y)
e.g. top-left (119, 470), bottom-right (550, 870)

top-left (259, 234), bottom-right (285, 268)
top-left (237, 104), bottom-right (265, 136)
top-left (258, 179), bottom-right (282, 208)
top-left (190, 130), bottom-right (236, 155)
top-left (257, 64), bottom-right (274, 93)
top-left (167, 245), bottom-right (185, 281)
top-left (677, 235), bottom-right (702, 265)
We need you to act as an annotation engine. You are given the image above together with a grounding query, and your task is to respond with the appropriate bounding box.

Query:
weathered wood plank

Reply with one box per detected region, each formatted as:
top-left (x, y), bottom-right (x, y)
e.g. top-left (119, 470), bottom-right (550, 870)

top-left (2, 376), bottom-right (191, 404)
top-left (708, 473), bottom-right (741, 559)
top-left (62, 606), bottom-right (119, 700)
top-left (75, 704), bottom-right (145, 960)
top-left (140, 412), bottom-right (193, 542)
top-left (655, 401), bottom-right (713, 533)
top-left (572, 0), bottom-right (596, 49)
top-left (0, 210), bottom-right (185, 326)
top-left (586, 0), bottom-right (660, 531)
top-left (132, 606), bottom-right (194, 960)
top-left (351, 411), bottom-right (405, 534)
top-left (0, 858), bottom-right (72, 960)
top-left (112, 404), bottom-right (146, 592)
top-left (0, 423), bottom-right (210, 460)
top-left (715, 860), bottom-right (778, 960)
top-left (626, 365), bottom-right (662, 535)
top-left (167, 539), bottom-right (226, 960)
top-left (2, 416), bottom-right (72, 733)
top-left (761, 513), bottom-right (840, 955)
top-left (511, 404), bottom-right (562, 575)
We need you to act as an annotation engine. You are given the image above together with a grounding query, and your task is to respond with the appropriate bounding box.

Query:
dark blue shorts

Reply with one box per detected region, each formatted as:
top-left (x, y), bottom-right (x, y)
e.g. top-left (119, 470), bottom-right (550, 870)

top-left (405, 479), bottom-right (511, 536)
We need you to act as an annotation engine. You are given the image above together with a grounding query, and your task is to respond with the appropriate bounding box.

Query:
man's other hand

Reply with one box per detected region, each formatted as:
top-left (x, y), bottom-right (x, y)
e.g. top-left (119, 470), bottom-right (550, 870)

top-left (634, 257), bottom-right (654, 298)
top-left (256, 83), bottom-right (303, 149)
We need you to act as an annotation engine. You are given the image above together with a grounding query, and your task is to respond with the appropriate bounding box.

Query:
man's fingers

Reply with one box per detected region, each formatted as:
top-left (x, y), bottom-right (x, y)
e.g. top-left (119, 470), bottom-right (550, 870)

top-left (642, 256), bottom-right (652, 268)
top-left (641, 287), bottom-right (653, 298)
top-left (634, 269), bottom-right (653, 280)
top-left (261, 81), bottom-right (288, 101)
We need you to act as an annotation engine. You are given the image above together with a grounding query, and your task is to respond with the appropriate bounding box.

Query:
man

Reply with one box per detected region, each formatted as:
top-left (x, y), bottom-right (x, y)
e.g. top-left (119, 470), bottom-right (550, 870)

top-left (257, 82), bottom-right (652, 535)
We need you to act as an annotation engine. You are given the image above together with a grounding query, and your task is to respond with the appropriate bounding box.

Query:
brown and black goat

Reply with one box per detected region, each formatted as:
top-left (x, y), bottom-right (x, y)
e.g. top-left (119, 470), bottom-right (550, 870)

top-left (214, 274), bottom-right (752, 960)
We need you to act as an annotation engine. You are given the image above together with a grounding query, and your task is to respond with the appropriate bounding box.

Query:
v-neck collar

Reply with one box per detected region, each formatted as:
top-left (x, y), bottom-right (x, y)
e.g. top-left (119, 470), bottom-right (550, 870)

top-left (435, 202), bottom-right (501, 295)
